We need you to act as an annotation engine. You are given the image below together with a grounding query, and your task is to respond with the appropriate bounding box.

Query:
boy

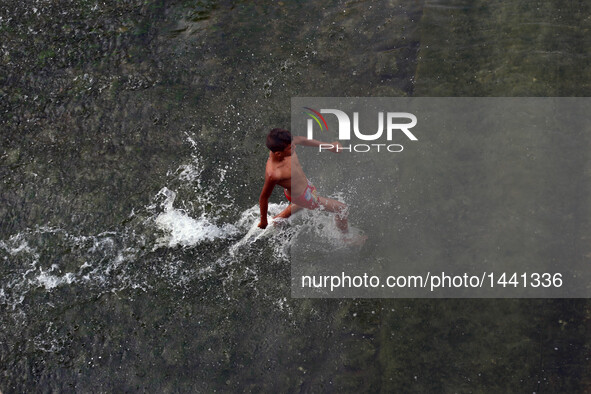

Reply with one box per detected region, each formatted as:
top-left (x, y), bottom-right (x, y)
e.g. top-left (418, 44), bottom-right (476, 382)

top-left (258, 128), bottom-right (349, 232)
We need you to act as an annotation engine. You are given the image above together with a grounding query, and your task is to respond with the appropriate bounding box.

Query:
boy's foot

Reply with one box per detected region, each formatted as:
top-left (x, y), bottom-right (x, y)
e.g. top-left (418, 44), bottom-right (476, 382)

top-left (272, 217), bottom-right (289, 228)
top-left (342, 234), bottom-right (368, 247)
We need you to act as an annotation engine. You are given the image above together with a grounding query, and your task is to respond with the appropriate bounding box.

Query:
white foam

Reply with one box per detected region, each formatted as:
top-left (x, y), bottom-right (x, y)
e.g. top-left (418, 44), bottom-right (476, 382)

top-left (228, 203), bottom-right (287, 256)
top-left (0, 233), bottom-right (37, 256)
top-left (34, 270), bottom-right (76, 290)
top-left (295, 207), bottom-right (366, 248)
top-left (155, 209), bottom-right (237, 248)
top-left (154, 187), bottom-right (238, 248)
top-left (177, 162), bottom-right (202, 183)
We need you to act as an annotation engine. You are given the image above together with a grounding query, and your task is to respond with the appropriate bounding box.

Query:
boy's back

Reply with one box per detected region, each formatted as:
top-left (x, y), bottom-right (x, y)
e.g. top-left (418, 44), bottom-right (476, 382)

top-left (264, 146), bottom-right (308, 200)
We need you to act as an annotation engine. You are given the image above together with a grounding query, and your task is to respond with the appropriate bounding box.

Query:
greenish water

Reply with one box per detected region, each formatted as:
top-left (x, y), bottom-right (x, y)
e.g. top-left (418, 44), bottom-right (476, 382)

top-left (1, 0), bottom-right (590, 391)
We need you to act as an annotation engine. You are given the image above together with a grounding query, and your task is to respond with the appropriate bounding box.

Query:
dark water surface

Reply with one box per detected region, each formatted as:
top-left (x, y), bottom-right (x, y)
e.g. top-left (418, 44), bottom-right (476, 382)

top-left (1, 0), bottom-right (590, 391)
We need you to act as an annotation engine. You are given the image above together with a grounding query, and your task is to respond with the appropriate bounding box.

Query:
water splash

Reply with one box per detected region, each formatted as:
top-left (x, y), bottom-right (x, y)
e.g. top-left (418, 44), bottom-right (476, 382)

top-left (228, 203), bottom-right (289, 257)
top-left (153, 187), bottom-right (239, 249)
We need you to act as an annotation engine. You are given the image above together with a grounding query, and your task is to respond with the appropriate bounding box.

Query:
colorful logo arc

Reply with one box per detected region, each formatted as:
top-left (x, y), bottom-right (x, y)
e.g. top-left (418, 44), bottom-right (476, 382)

top-left (303, 107), bottom-right (328, 132)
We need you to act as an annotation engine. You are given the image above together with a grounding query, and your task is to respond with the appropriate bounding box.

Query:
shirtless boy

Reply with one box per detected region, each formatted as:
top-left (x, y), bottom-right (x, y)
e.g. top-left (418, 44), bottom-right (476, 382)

top-left (258, 128), bottom-right (349, 232)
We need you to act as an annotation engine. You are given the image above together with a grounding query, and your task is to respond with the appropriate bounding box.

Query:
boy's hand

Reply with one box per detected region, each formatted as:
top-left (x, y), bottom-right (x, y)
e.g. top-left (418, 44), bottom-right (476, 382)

top-left (329, 141), bottom-right (342, 153)
top-left (258, 219), bottom-right (268, 229)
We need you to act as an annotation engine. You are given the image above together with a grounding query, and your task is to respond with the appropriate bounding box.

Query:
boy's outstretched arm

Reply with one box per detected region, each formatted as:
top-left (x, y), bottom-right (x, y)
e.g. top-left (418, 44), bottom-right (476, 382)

top-left (258, 173), bottom-right (276, 229)
top-left (292, 136), bottom-right (342, 153)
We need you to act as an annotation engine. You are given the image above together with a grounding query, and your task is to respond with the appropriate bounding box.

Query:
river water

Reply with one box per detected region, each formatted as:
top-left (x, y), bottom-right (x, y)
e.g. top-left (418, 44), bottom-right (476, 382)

top-left (1, 0), bottom-right (590, 391)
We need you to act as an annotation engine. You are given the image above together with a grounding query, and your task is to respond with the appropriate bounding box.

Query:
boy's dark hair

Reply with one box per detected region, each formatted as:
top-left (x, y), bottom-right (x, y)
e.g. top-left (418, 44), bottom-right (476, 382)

top-left (266, 128), bottom-right (292, 152)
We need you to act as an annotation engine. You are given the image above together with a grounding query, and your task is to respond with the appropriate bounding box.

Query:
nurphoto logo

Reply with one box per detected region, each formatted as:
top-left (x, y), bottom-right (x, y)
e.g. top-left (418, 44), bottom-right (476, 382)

top-left (303, 107), bottom-right (418, 153)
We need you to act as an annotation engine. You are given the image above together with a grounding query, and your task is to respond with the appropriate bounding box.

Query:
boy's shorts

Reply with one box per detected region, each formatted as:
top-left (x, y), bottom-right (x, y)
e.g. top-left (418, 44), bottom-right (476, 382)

top-left (284, 181), bottom-right (320, 209)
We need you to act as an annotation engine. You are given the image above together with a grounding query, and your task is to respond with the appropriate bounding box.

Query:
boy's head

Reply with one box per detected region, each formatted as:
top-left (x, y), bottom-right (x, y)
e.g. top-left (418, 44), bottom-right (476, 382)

top-left (266, 128), bottom-right (292, 152)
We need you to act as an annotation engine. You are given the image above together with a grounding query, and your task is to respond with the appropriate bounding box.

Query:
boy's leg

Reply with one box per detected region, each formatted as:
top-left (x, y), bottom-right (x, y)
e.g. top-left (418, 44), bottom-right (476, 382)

top-left (316, 196), bottom-right (348, 232)
top-left (273, 203), bottom-right (302, 220)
